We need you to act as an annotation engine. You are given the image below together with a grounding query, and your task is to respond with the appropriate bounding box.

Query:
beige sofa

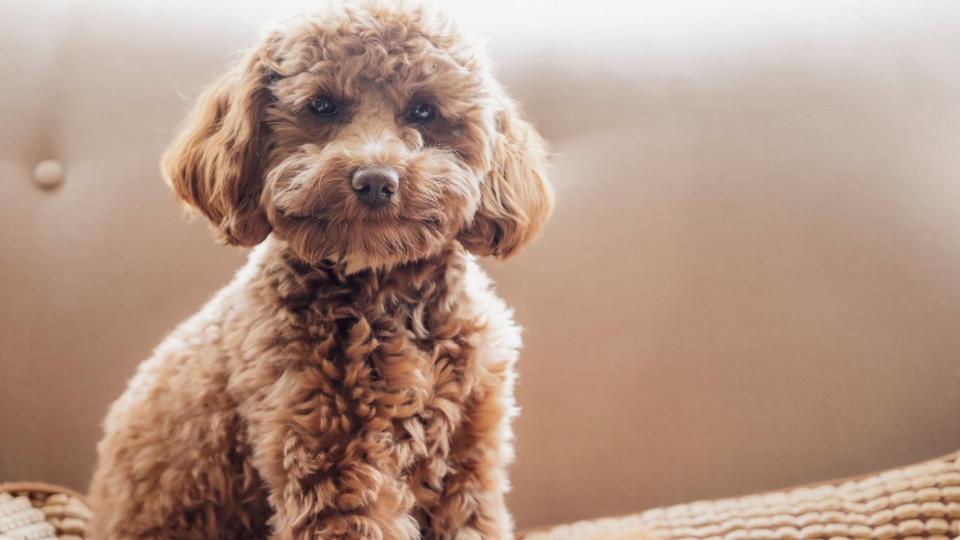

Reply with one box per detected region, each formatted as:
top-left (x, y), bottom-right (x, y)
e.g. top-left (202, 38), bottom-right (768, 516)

top-left (2, 0), bottom-right (960, 532)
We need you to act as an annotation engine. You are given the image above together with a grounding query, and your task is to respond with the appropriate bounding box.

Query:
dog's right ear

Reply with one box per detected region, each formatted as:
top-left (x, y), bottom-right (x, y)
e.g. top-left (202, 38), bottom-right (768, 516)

top-left (161, 42), bottom-right (277, 246)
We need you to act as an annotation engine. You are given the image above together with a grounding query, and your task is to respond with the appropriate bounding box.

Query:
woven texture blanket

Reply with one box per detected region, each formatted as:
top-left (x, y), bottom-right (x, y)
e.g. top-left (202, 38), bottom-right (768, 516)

top-left (4, 453), bottom-right (959, 539)
top-left (525, 452), bottom-right (960, 540)
top-left (0, 485), bottom-right (89, 540)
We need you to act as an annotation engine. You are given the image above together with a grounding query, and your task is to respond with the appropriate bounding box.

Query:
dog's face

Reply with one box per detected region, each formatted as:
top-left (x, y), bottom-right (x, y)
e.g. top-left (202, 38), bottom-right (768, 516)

top-left (163, 2), bottom-right (552, 268)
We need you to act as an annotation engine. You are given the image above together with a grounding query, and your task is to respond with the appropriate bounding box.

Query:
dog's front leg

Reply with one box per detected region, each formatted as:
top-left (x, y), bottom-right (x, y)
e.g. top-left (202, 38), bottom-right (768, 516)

top-left (257, 431), bottom-right (422, 540)
top-left (419, 386), bottom-right (516, 540)
top-left (246, 396), bottom-right (421, 540)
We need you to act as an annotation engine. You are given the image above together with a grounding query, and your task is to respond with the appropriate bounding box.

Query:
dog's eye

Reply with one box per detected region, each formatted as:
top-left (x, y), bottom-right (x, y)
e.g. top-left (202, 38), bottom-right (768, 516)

top-left (308, 96), bottom-right (339, 117)
top-left (407, 102), bottom-right (437, 124)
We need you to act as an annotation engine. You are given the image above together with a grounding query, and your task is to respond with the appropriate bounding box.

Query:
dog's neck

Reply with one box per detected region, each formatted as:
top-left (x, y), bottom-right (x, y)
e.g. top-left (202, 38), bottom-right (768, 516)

top-left (255, 236), bottom-right (470, 314)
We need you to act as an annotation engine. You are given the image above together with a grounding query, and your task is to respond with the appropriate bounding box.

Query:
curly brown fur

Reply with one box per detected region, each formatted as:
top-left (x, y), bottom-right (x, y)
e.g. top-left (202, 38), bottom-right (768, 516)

top-left (87, 2), bottom-right (552, 539)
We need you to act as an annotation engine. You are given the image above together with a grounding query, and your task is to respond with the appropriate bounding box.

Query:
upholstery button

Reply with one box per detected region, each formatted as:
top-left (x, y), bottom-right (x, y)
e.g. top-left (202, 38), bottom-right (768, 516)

top-left (33, 159), bottom-right (65, 189)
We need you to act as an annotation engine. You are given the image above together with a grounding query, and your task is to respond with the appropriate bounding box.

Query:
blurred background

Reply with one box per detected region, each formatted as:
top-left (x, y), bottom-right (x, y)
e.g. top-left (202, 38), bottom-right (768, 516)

top-left (2, 0), bottom-right (960, 531)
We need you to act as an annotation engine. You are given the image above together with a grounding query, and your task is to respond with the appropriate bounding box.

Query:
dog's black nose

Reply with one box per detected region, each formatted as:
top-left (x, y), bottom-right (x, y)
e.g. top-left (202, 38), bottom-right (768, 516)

top-left (351, 166), bottom-right (399, 208)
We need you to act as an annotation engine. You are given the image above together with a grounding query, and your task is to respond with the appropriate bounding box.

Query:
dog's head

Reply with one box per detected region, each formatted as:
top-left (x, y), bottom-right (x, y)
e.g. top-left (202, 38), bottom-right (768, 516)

top-left (162, 1), bottom-right (553, 269)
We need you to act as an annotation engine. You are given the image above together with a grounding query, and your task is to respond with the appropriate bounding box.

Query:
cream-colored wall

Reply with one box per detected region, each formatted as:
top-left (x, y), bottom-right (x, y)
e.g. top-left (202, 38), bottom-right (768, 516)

top-left (2, 0), bottom-right (960, 530)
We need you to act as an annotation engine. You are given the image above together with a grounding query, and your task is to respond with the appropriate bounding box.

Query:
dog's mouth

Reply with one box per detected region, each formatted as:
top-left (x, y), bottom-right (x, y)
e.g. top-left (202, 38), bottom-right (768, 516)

top-left (267, 197), bottom-right (452, 267)
top-left (273, 198), bottom-right (410, 226)
top-left (264, 156), bottom-right (473, 267)
top-left (270, 172), bottom-right (448, 229)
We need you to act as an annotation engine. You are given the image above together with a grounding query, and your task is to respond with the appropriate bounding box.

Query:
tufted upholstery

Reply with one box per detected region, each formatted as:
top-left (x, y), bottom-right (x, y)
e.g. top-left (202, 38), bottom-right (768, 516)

top-left (2, 0), bottom-right (960, 531)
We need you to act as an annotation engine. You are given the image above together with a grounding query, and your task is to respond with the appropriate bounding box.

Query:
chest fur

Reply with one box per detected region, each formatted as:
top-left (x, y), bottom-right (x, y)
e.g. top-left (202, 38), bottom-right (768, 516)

top-left (237, 252), bottom-right (484, 484)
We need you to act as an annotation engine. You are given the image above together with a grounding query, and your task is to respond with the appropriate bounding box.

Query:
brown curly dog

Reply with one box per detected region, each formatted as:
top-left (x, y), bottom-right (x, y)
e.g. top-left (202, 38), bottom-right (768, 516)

top-left (87, 1), bottom-right (552, 539)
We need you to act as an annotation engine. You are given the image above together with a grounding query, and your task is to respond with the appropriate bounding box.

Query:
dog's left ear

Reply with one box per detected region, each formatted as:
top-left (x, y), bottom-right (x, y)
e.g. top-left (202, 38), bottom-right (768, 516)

top-left (458, 98), bottom-right (554, 258)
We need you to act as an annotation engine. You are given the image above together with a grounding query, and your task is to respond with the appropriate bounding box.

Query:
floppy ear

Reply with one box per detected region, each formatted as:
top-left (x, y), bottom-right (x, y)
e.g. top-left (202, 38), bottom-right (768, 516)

top-left (160, 46), bottom-right (274, 246)
top-left (459, 100), bottom-right (554, 258)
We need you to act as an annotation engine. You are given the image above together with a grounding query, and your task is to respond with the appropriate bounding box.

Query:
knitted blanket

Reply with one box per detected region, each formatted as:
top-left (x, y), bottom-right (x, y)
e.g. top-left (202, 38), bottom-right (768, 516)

top-left (524, 452), bottom-right (960, 540)
top-left (0, 484), bottom-right (89, 540)
top-left (4, 453), bottom-right (959, 539)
